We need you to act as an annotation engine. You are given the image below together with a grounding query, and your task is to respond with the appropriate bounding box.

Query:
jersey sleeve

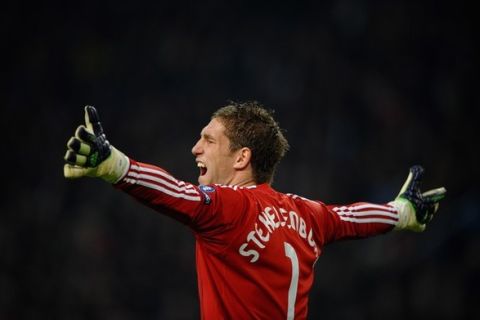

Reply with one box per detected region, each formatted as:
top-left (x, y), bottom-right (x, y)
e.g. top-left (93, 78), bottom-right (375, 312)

top-left (315, 201), bottom-right (399, 245)
top-left (114, 158), bottom-right (247, 243)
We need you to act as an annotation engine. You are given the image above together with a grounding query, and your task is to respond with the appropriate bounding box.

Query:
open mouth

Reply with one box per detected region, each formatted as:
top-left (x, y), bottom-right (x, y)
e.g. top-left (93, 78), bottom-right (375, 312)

top-left (197, 162), bottom-right (207, 176)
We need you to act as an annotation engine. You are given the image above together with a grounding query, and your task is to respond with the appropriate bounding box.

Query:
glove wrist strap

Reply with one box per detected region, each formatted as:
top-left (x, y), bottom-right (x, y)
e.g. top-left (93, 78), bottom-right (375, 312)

top-left (98, 147), bottom-right (130, 183)
top-left (389, 199), bottom-right (425, 232)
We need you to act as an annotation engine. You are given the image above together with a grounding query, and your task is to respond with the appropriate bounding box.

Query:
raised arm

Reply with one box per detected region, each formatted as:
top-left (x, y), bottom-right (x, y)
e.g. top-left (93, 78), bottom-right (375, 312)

top-left (63, 106), bottom-right (245, 236)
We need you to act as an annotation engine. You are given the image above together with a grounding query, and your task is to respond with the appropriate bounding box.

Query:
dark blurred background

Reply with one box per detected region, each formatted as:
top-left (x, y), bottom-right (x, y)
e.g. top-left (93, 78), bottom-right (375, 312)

top-left (2, 0), bottom-right (477, 319)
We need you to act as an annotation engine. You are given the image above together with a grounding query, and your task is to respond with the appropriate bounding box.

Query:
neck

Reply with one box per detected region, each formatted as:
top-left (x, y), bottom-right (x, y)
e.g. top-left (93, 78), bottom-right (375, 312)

top-left (232, 178), bottom-right (257, 187)
top-left (225, 171), bottom-right (257, 187)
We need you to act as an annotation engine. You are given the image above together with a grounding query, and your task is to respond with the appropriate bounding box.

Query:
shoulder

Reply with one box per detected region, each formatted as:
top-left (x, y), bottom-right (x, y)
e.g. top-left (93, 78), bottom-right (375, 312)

top-left (199, 184), bottom-right (259, 197)
top-left (196, 184), bottom-right (258, 205)
top-left (285, 192), bottom-right (324, 207)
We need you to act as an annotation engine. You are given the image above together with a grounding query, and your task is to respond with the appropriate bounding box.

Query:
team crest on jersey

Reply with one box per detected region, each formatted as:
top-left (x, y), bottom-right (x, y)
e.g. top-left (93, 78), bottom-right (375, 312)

top-left (199, 185), bottom-right (215, 193)
top-left (202, 192), bottom-right (211, 205)
top-left (199, 185), bottom-right (214, 205)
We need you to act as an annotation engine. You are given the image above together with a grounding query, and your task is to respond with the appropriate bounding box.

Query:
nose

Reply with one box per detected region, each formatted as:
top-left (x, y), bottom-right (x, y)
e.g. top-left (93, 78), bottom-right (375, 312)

top-left (191, 139), bottom-right (202, 156)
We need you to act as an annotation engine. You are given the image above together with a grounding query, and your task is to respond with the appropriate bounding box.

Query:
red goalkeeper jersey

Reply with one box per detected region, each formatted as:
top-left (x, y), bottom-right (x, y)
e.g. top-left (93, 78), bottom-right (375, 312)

top-left (115, 159), bottom-right (399, 319)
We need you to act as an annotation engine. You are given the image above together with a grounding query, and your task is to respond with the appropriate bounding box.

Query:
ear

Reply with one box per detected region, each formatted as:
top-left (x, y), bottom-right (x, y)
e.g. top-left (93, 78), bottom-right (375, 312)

top-left (233, 147), bottom-right (252, 170)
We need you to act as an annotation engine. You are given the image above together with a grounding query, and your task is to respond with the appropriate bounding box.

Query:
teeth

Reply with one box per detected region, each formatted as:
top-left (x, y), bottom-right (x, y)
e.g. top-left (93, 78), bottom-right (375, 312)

top-left (197, 162), bottom-right (206, 168)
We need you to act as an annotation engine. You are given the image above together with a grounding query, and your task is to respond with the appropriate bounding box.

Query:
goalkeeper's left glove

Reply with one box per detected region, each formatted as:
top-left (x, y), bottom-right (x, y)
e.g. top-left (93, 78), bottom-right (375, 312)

top-left (63, 105), bottom-right (129, 183)
top-left (390, 165), bottom-right (446, 232)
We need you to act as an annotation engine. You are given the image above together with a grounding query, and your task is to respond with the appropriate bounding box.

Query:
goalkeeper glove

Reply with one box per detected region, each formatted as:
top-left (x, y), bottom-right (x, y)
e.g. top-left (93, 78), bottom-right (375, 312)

top-left (64, 106), bottom-right (129, 183)
top-left (391, 165), bottom-right (446, 232)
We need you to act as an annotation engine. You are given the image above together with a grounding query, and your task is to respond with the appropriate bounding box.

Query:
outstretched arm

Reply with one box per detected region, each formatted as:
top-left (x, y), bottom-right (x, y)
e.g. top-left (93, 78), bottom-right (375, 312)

top-left (317, 166), bottom-right (446, 244)
top-left (63, 107), bottom-right (245, 239)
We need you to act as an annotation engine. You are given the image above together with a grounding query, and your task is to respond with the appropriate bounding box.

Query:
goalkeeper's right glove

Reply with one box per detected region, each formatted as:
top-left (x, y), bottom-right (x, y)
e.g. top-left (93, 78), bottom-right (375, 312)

top-left (63, 106), bottom-right (129, 183)
top-left (391, 165), bottom-right (446, 232)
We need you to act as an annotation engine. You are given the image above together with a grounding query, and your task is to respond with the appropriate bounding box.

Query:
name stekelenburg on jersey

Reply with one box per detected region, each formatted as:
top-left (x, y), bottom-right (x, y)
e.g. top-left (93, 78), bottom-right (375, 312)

top-left (238, 206), bottom-right (319, 263)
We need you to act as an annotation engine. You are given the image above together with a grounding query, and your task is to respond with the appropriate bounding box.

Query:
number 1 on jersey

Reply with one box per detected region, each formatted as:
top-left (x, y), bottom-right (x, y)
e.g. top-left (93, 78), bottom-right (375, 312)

top-left (284, 242), bottom-right (299, 320)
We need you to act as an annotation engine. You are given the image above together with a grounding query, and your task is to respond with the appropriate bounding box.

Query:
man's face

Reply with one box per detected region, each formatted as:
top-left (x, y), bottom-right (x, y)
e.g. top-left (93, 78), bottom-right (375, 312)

top-left (191, 118), bottom-right (238, 185)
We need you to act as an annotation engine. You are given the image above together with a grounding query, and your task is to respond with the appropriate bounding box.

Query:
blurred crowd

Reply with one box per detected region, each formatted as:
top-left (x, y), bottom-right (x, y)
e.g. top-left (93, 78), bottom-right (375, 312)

top-left (2, 0), bottom-right (477, 319)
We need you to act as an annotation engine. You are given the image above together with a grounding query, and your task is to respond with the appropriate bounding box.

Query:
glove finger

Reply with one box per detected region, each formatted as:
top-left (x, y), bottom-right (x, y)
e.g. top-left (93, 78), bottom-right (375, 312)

top-left (425, 208), bottom-right (436, 224)
top-left (409, 165), bottom-right (424, 186)
top-left (67, 137), bottom-right (92, 156)
top-left (422, 196), bottom-right (442, 222)
top-left (64, 150), bottom-right (87, 166)
top-left (422, 187), bottom-right (447, 202)
top-left (425, 195), bottom-right (442, 215)
top-left (398, 165), bottom-right (424, 197)
top-left (85, 105), bottom-right (104, 135)
top-left (410, 223), bottom-right (426, 232)
top-left (398, 171), bottom-right (413, 197)
top-left (64, 164), bottom-right (90, 178)
top-left (75, 125), bottom-right (96, 143)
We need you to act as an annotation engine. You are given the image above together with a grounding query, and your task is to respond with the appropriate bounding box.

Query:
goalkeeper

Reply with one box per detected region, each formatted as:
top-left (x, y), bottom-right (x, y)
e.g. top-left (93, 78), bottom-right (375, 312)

top-left (64, 104), bottom-right (446, 319)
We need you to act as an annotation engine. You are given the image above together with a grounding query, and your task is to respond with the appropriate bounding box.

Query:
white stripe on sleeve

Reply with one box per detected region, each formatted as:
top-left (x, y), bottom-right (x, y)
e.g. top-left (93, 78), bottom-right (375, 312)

top-left (332, 204), bottom-right (399, 225)
top-left (125, 164), bottom-right (201, 201)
